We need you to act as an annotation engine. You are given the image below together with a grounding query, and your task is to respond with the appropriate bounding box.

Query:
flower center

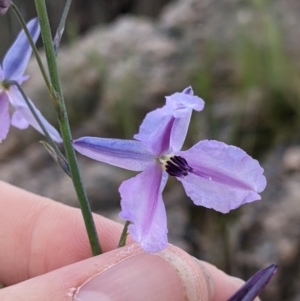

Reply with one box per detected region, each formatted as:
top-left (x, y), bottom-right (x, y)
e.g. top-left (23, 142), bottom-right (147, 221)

top-left (160, 155), bottom-right (193, 178)
top-left (0, 80), bottom-right (10, 92)
top-left (2, 80), bottom-right (10, 90)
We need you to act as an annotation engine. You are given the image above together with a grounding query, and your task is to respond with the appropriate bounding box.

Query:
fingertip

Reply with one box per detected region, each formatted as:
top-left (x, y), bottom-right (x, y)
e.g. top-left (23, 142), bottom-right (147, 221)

top-left (158, 245), bottom-right (214, 301)
top-left (197, 261), bottom-right (248, 301)
top-left (75, 244), bottom-right (214, 301)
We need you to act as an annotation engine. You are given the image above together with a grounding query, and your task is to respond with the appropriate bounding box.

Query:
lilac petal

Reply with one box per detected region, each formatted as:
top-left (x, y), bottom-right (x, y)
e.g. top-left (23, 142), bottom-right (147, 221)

top-left (134, 87), bottom-right (205, 155)
top-left (119, 163), bottom-right (168, 253)
top-left (0, 66), bottom-right (4, 81)
top-left (169, 112), bottom-right (193, 153)
top-left (134, 105), bottom-right (176, 155)
top-left (73, 137), bottom-right (154, 171)
top-left (3, 18), bottom-right (40, 80)
top-left (227, 264), bottom-right (278, 301)
top-left (0, 0), bottom-right (11, 16)
top-left (11, 110), bottom-right (29, 129)
top-left (177, 140), bottom-right (266, 213)
top-left (8, 88), bottom-right (62, 143)
top-left (182, 86), bottom-right (193, 95)
top-left (165, 86), bottom-right (204, 118)
top-left (0, 92), bottom-right (10, 141)
top-left (12, 105), bottom-right (62, 143)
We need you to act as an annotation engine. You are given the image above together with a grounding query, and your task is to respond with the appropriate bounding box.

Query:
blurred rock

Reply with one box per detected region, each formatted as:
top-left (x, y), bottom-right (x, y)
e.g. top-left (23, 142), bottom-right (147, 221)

top-left (282, 146), bottom-right (300, 172)
top-left (232, 149), bottom-right (300, 301)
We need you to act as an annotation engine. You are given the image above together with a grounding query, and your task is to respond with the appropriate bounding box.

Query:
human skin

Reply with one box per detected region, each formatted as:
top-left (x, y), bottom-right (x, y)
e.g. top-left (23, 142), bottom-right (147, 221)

top-left (0, 181), bottom-right (245, 301)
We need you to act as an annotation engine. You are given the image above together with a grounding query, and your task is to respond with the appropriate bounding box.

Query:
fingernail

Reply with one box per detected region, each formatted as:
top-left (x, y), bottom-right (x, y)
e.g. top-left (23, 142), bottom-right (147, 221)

top-left (193, 258), bottom-right (214, 300)
top-left (74, 245), bottom-right (212, 301)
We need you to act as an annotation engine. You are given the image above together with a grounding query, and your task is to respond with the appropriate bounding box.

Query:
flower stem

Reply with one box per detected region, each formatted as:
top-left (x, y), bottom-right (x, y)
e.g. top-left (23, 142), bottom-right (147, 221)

top-left (118, 220), bottom-right (130, 248)
top-left (53, 0), bottom-right (72, 54)
top-left (34, 0), bottom-right (102, 256)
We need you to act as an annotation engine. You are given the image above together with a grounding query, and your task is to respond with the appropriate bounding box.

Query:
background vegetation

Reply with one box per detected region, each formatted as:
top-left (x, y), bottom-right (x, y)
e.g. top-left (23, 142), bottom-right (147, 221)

top-left (1, 1), bottom-right (300, 300)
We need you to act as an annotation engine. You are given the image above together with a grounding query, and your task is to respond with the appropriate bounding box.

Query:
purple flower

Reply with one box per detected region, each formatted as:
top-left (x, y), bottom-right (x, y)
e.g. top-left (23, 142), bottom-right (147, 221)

top-left (0, 18), bottom-right (62, 143)
top-left (73, 87), bottom-right (266, 252)
top-left (0, 0), bottom-right (11, 16)
top-left (227, 263), bottom-right (278, 301)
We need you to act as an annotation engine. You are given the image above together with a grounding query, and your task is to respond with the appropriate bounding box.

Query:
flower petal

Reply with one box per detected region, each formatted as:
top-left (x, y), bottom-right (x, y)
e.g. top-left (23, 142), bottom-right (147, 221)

top-left (227, 263), bottom-right (278, 301)
top-left (8, 88), bottom-right (62, 143)
top-left (169, 112), bottom-right (193, 153)
top-left (134, 105), bottom-right (175, 155)
top-left (119, 162), bottom-right (168, 253)
top-left (134, 87), bottom-right (205, 155)
top-left (11, 110), bottom-right (29, 129)
top-left (0, 92), bottom-right (10, 141)
top-left (0, 66), bottom-right (4, 81)
top-left (3, 18), bottom-right (40, 80)
top-left (73, 137), bottom-right (154, 171)
top-left (177, 140), bottom-right (266, 213)
top-left (165, 86), bottom-right (204, 118)
top-left (182, 86), bottom-right (193, 95)
top-left (12, 105), bottom-right (62, 143)
top-left (0, 0), bottom-right (11, 16)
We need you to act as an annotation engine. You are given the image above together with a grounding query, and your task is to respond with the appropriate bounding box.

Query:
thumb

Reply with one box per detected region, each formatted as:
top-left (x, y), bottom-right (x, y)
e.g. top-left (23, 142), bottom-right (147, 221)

top-left (0, 244), bottom-right (242, 301)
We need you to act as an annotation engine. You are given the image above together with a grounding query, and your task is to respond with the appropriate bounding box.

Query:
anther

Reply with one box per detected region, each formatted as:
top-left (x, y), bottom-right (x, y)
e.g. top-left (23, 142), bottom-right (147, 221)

top-left (165, 155), bottom-right (192, 178)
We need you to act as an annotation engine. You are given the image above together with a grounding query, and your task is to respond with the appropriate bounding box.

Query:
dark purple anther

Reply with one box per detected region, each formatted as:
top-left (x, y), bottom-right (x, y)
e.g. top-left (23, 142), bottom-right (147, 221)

top-left (165, 155), bottom-right (193, 177)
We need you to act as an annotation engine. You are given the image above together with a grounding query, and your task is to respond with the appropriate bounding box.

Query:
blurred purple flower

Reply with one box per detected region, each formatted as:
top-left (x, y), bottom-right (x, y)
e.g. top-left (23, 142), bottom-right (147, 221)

top-left (0, 0), bottom-right (11, 15)
top-left (73, 87), bottom-right (266, 252)
top-left (0, 18), bottom-right (62, 143)
top-left (227, 263), bottom-right (278, 301)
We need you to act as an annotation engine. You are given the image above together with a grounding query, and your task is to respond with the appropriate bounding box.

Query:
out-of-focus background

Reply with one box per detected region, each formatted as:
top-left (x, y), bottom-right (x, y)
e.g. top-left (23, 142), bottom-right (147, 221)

top-left (1, 0), bottom-right (300, 299)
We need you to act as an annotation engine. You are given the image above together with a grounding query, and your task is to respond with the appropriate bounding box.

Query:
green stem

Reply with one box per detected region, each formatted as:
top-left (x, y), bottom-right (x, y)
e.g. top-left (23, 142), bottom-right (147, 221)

top-left (118, 220), bottom-right (130, 248)
top-left (53, 0), bottom-right (72, 54)
top-left (34, 0), bottom-right (102, 255)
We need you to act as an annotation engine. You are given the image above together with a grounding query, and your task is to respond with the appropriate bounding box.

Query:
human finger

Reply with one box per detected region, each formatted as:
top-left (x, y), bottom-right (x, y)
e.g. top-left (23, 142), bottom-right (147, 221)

top-left (0, 244), bottom-right (244, 301)
top-left (0, 181), bottom-right (132, 285)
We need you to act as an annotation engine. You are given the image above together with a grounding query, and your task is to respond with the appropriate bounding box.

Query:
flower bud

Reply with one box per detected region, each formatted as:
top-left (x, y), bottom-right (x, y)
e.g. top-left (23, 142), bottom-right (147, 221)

top-left (0, 0), bottom-right (11, 15)
top-left (226, 263), bottom-right (278, 301)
